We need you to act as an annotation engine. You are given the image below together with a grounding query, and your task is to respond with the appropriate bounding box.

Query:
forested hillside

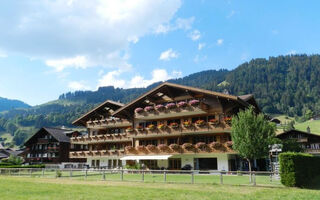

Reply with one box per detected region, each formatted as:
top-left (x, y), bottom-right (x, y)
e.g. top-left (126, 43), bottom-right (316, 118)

top-left (0, 97), bottom-right (30, 112)
top-left (1, 54), bottom-right (319, 147)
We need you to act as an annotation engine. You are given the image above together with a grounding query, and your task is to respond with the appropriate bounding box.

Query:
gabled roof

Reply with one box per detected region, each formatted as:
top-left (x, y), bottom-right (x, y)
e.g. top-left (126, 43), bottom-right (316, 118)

top-left (277, 129), bottom-right (320, 138)
top-left (112, 82), bottom-right (258, 118)
top-left (24, 127), bottom-right (76, 146)
top-left (72, 100), bottom-right (124, 126)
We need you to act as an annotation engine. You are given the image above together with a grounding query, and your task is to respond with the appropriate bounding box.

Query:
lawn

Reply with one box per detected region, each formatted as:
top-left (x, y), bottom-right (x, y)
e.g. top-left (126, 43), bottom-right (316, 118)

top-left (0, 176), bottom-right (319, 200)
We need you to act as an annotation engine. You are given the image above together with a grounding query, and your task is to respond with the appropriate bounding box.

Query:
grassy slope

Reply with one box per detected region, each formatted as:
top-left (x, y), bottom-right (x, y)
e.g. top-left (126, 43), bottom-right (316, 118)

top-left (0, 176), bottom-right (319, 200)
top-left (274, 115), bottom-right (320, 135)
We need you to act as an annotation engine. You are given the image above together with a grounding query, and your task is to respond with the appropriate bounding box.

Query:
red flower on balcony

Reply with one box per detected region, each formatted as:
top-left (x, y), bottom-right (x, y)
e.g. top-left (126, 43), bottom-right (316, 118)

top-left (224, 117), bottom-right (232, 125)
top-left (158, 144), bottom-right (169, 151)
top-left (155, 104), bottom-right (165, 111)
top-left (169, 122), bottom-right (179, 128)
top-left (195, 119), bottom-right (206, 126)
top-left (177, 101), bottom-right (187, 107)
top-left (137, 125), bottom-right (144, 131)
top-left (169, 143), bottom-right (180, 151)
top-left (157, 124), bottom-right (166, 129)
top-left (209, 118), bottom-right (219, 125)
top-left (183, 121), bottom-right (192, 127)
top-left (147, 124), bottom-right (156, 130)
top-left (126, 127), bottom-right (134, 132)
top-left (146, 144), bottom-right (157, 151)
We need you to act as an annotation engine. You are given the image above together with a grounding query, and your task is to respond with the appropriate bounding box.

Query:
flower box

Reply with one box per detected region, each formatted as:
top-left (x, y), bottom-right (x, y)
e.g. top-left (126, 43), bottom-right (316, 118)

top-left (136, 145), bottom-right (146, 151)
top-left (177, 101), bottom-right (187, 108)
top-left (182, 143), bottom-right (194, 150)
top-left (158, 144), bottom-right (169, 151)
top-left (189, 99), bottom-right (200, 106)
top-left (166, 103), bottom-right (176, 109)
top-left (195, 119), bottom-right (206, 126)
top-left (209, 118), bottom-right (219, 125)
top-left (144, 106), bottom-right (154, 112)
top-left (126, 127), bottom-right (134, 132)
top-left (157, 124), bottom-right (166, 129)
top-left (210, 142), bottom-right (221, 149)
top-left (146, 144), bottom-right (157, 151)
top-left (224, 117), bottom-right (232, 125)
top-left (137, 126), bottom-right (144, 131)
top-left (155, 104), bottom-right (165, 111)
top-left (183, 121), bottom-right (192, 128)
top-left (135, 107), bottom-right (144, 113)
top-left (169, 143), bottom-right (180, 151)
top-left (226, 141), bottom-right (233, 148)
top-left (147, 124), bottom-right (156, 130)
top-left (169, 122), bottom-right (179, 128)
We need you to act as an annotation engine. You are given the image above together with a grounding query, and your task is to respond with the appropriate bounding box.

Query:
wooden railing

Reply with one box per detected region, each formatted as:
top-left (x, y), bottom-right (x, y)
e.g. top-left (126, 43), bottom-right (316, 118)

top-left (69, 149), bottom-right (125, 158)
top-left (71, 133), bottom-right (131, 144)
top-left (86, 119), bottom-right (131, 128)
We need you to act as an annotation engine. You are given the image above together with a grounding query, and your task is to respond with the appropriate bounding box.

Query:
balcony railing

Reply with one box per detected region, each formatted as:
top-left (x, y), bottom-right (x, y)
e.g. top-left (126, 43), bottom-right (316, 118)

top-left (71, 133), bottom-right (131, 144)
top-left (134, 102), bottom-right (209, 120)
top-left (124, 142), bottom-right (234, 155)
top-left (69, 149), bottom-right (125, 158)
top-left (86, 119), bottom-right (131, 128)
top-left (126, 122), bottom-right (231, 138)
top-left (304, 143), bottom-right (320, 153)
top-left (37, 138), bottom-right (49, 144)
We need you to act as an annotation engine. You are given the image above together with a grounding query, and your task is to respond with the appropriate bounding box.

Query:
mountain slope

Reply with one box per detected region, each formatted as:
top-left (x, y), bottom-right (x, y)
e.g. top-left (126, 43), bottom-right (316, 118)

top-left (0, 97), bottom-right (30, 112)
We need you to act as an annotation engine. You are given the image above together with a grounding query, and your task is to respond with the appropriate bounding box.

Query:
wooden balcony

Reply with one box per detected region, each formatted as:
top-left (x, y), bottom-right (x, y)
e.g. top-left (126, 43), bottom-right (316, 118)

top-left (304, 143), bottom-right (320, 153)
top-left (86, 119), bottom-right (131, 129)
top-left (134, 103), bottom-right (209, 120)
top-left (71, 134), bottom-right (131, 144)
top-left (69, 150), bottom-right (125, 158)
top-left (126, 123), bottom-right (231, 139)
top-left (124, 142), bottom-right (234, 155)
top-left (37, 138), bottom-right (49, 144)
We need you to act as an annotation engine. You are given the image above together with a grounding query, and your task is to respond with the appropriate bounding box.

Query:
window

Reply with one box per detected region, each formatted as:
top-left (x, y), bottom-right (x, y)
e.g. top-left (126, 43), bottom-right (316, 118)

top-left (139, 140), bottom-right (158, 146)
top-left (169, 158), bottom-right (181, 170)
top-left (168, 138), bottom-right (178, 145)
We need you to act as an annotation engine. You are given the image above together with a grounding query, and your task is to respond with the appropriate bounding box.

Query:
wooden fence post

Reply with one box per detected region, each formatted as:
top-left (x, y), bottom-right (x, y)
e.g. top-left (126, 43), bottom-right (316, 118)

top-left (220, 172), bottom-right (223, 184)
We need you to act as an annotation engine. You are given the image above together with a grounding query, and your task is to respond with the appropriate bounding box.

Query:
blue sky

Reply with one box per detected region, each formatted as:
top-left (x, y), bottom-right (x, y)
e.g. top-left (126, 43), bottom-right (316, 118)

top-left (0, 0), bottom-right (320, 106)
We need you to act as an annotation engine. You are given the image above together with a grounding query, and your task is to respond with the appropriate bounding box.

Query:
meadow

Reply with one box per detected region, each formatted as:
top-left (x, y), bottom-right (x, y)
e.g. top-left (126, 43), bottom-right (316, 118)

top-left (0, 176), bottom-right (320, 200)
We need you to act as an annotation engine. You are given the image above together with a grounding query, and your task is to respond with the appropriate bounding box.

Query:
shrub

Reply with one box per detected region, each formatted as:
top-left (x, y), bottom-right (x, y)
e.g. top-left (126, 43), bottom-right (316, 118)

top-left (0, 164), bottom-right (45, 168)
top-left (279, 152), bottom-right (320, 187)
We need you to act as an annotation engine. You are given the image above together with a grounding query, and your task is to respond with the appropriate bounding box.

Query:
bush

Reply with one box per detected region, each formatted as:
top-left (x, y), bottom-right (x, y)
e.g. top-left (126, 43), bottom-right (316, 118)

top-left (279, 152), bottom-right (320, 187)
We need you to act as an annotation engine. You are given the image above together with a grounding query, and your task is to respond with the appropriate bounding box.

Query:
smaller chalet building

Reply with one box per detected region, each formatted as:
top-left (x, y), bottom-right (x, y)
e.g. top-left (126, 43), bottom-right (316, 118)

top-left (24, 127), bottom-right (86, 165)
top-left (0, 143), bottom-right (22, 160)
top-left (277, 129), bottom-right (320, 155)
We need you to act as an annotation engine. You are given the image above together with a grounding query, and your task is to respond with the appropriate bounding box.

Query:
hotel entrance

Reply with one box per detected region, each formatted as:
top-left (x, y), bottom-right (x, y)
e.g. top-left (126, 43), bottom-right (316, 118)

top-left (194, 158), bottom-right (217, 170)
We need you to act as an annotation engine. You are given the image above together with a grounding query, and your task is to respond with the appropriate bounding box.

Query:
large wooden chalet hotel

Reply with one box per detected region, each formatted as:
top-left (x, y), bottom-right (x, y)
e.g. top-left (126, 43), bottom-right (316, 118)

top-left (70, 82), bottom-right (260, 171)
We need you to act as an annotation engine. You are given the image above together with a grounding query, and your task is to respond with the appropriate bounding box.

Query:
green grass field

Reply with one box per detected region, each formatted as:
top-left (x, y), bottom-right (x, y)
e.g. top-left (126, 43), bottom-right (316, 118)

top-left (0, 176), bottom-right (319, 200)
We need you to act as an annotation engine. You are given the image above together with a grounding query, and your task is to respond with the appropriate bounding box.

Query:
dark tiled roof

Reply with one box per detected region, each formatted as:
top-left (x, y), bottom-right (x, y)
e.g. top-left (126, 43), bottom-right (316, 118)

top-left (0, 152), bottom-right (8, 158)
top-left (43, 127), bottom-right (71, 143)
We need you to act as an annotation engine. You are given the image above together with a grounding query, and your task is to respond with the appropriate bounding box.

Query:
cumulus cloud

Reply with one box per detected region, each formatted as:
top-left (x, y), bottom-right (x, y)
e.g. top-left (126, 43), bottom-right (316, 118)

top-left (217, 39), bottom-right (224, 46)
top-left (0, 0), bottom-right (182, 70)
top-left (68, 81), bottom-right (91, 91)
top-left (159, 49), bottom-right (179, 61)
top-left (189, 30), bottom-right (201, 41)
top-left (154, 17), bottom-right (194, 34)
top-left (98, 69), bottom-right (182, 88)
top-left (198, 43), bottom-right (206, 50)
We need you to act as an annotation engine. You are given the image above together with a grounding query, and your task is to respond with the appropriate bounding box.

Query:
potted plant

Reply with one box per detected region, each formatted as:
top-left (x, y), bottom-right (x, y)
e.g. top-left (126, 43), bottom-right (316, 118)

top-left (166, 102), bottom-right (176, 109)
top-left (125, 146), bottom-right (134, 152)
top-left (189, 99), bottom-right (200, 106)
top-left (195, 119), bottom-right (206, 126)
top-left (135, 107), bottom-right (144, 113)
top-left (195, 142), bottom-right (207, 151)
top-left (136, 145), bottom-right (146, 151)
top-left (157, 124), bottom-right (166, 129)
top-left (209, 118), bottom-right (219, 125)
top-left (182, 143), bottom-right (194, 151)
top-left (144, 106), bottom-right (154, 112)
top-left (137, 125), bottom-right (144, 131)
top-left (224, 117), bottom-right (232, 125)
top-left (155, 104), bottom-right (165, 111)
top-left (146, 144), bottom-right (157, 152)
top-left (209, 141), bottom-right (221, 149)
top-left (183, 121), bottom-right (192, 128)
top-left (177, 101), bottom-right (187, 108)
top-left (226, 141), bottom-right (233, 148)
top-left (169, 122), bottom-right (179, 128)
top-left (169, 143), bottom-right (180, 151)
top-left (147, 124), bottom-right (156, 130)
top-left (126, 127), bottom-right (134, 133)
top-left (158, 144), bottom-right (169, 152)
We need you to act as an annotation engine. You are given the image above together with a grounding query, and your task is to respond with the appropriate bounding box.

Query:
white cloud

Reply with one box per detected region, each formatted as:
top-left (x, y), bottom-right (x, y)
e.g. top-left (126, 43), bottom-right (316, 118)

top-left (98, 69), bottom-right (182, 88)
top-left (159, 49), bottom-right (179, 61)
top-left (154, 17), bottom-right (194, 34)
top-left (68, 81), bottom-right (91, 91)
top-left (217, 39), bottom-right (224, 46)
top-left (198, 43), bottom-right (206, 50)
top-left (227, 10), bottom-right (235, 18)
top-left (45, 56), bottom-right (89, 72)
top-left (193, 55), bottom-right (207, 63)
top-left (0, 50), bottom-right (7, 58)
top-left (0, 0), bottom-right (182, 70)
top-left (189, 30), bottom-right (201, 41)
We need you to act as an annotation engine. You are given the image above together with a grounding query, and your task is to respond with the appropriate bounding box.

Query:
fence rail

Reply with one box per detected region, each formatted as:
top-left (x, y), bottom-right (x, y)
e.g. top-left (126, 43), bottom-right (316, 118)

top-left (0, 168), bottom-right (282, 186)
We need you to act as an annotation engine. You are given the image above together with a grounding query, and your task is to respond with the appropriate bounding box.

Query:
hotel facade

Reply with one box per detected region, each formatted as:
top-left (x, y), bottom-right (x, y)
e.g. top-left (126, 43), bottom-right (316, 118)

top-left (70, 82), bottom-right (260, 171)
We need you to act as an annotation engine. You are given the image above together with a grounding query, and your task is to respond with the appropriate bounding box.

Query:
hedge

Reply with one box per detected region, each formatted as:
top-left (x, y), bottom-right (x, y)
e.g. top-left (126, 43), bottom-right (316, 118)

top-left (0, 164), bottom-right (45, 168)
top-left (279, 152), bottom-right (320, 187)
